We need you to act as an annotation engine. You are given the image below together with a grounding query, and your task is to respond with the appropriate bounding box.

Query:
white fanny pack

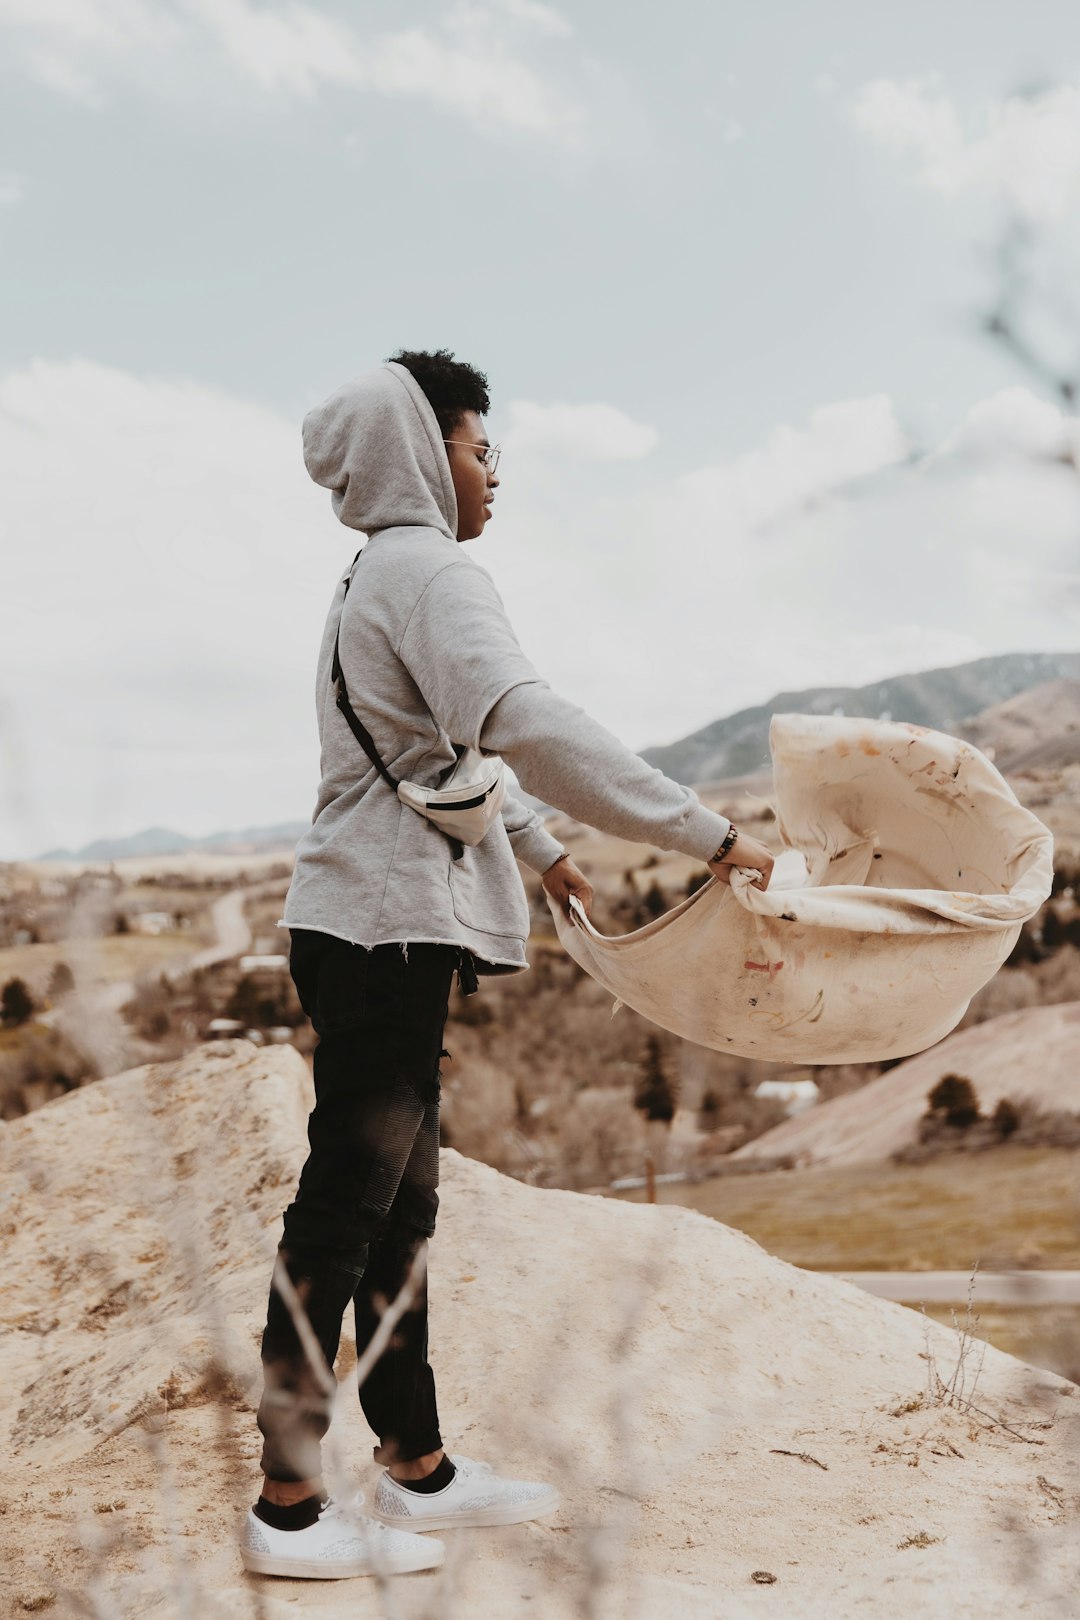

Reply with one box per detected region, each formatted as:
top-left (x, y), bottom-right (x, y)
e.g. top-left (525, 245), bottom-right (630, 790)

top-left (331, 549), bottom-right (507, 858)
top-left (396, 746), bottom-right (507, 845)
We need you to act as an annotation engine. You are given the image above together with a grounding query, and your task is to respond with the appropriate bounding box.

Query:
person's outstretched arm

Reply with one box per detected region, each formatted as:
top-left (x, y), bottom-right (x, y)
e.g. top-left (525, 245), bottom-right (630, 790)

top-left (398, 557), bottom-right (772, 887)
top-left (481, 681), bottom-right (725, 861)
top-left (498, 789), bottom-right (565, 874)
top-left (498, 789), bottom-right (591, 917)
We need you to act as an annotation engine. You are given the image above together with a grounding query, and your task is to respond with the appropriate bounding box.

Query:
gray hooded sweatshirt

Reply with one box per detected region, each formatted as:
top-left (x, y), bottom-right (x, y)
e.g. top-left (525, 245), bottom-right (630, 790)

top-left (280, 361), bottom-right (732, 970)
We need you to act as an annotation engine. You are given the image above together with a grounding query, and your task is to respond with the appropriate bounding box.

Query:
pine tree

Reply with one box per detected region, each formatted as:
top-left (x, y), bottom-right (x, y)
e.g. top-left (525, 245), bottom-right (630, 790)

top-left (635, 1035), bottom-right (677, 1124)
top-left (1, 977), bottom-right (36, 1027)
top-left (47, 960), bottom-right (75, 999)
top-left (992, 1097), bottom-right (1021, 1139)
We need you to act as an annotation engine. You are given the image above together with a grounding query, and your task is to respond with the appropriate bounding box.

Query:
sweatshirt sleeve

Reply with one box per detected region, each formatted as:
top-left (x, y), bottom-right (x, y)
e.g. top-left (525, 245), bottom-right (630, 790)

top-left (499, 790), bottom-right (567, 875)
top-left (398, 560), bottom-right (543, 750)
top-left (398, 557), bottom-right (732, 863)
top-left (482, 683), bottom-right (731, 863)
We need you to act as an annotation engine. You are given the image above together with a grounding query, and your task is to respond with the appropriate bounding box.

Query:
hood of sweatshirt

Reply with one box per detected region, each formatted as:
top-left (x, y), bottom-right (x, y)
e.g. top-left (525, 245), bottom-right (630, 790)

top-left (301, 360), bottom-right (458, 540)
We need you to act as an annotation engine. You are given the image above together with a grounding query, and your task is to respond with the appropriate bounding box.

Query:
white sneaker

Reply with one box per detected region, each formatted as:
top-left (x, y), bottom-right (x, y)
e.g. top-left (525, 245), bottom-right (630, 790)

top-left (370, 1454), bottom-right (560, 1532)
top-left (240, 1489), bottom-right (445, 1579)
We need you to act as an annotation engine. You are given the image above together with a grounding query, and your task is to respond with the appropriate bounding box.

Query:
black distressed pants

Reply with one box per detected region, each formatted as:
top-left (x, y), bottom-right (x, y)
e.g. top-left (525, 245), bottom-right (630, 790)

top-left (256, 928), bottom-right (460, 1483)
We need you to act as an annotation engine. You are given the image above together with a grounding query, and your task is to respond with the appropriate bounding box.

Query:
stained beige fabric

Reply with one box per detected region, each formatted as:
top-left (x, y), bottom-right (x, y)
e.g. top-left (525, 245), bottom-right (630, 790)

top-left (549, 714), bottom-right (1054, 1064)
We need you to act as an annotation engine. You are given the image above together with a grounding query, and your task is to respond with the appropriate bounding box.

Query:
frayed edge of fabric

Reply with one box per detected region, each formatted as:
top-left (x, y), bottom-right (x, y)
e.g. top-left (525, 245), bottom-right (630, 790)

top-left (281, 920), bottom-right (526, 968)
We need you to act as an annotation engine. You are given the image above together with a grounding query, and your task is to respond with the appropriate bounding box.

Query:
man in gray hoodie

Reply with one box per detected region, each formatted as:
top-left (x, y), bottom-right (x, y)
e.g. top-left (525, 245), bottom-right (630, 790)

top-left (241, 350), bottom-right (773, 1582)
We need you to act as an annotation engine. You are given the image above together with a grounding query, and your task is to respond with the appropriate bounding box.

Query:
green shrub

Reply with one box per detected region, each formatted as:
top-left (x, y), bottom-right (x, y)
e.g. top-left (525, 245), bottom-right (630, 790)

top-left (927, 1073), bottom-right (981, 1129)
top-left (992, 1097), bottom-right (1021, 1138)
top-left (1006, 923), bottom-right (1043, 965)
top-left (1, 977), bottom-right (35, 1027)
top-left (641, 881), bottom-right (667, 920)
top-left (698, 1087), bottom-right (722, 1131)
top-left (635, 1034), bottom-right (677, 1124)
top-left (47, 960), bottom-right (75, 999)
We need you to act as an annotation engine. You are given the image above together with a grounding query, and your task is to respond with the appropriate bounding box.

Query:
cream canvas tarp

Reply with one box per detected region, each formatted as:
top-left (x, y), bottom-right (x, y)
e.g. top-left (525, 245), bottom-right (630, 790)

top-left (548, 714), bottom-right (1054, 1065)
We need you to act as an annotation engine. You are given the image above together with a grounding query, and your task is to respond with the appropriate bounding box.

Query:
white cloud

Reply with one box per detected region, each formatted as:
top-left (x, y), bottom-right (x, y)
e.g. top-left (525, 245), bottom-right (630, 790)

top-left (0, 0), bottom-right (171, 44)
top-left (933, 385), bottom-right (1080, 463)
top-left (20, 46), bottom-right (104, 106)
top-left (0, 0), bottom-right (585, 142)
top-left (852, 74), bottom-right (1080, 223)
top-left (673, 395), bottom-right (910, 531)
top-left (491, 0), bottom-right (573, 36)
top-left (184, 0), bottom-right (363, 96)
top-left (0, 0), bottom-right (180, 103)
top-left (504, 400), bottom-right (659, 460)
top-left (852, 75), bottom-right (961, 165)
top-left (362, 21), bottom-right (580, 140)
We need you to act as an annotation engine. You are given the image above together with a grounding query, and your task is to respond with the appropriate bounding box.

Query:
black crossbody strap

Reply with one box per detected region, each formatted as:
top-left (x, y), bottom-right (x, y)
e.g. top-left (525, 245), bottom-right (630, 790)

top-left (331, 548), bottom-right (399, 792)
top-left (331, 548), bottom-right (466, 864)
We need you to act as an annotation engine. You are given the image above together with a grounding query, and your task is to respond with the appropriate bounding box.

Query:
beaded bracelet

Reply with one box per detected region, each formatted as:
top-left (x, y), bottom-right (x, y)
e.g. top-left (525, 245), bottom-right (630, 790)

top-left (711, 824), bottom-right (739, 862)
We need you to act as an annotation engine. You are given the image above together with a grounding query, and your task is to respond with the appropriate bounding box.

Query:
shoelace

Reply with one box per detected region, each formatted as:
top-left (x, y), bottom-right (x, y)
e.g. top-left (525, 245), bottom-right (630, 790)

top-left (319, 1491), bottom-right (386, 1534)
top-left (453, 1455), bottom-right (493, 1479)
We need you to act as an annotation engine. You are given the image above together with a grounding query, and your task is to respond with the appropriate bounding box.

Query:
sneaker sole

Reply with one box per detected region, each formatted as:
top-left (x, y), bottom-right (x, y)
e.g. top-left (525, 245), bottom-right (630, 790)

top-left (240, 1543), bottom-right (445, 1579)
top-left (370, 1492), bottom-right (560, 1533)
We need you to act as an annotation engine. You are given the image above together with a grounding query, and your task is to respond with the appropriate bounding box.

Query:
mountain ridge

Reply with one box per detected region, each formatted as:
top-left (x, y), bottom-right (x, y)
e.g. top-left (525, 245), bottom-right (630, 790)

top-left (640, 650), bottom-right (1080, 784)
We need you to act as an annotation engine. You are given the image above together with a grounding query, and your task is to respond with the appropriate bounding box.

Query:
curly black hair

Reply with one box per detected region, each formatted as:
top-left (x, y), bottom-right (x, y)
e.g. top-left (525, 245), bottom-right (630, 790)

top-left (385, 348), bottom-right (491, 439)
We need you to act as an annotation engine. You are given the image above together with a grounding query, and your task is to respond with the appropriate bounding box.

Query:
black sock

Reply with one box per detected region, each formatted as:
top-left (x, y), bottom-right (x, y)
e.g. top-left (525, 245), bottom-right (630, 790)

top-left (252, 1491), bottom-right (329, 1531)
top-left (395, 1455), bottom-right (457, 1494)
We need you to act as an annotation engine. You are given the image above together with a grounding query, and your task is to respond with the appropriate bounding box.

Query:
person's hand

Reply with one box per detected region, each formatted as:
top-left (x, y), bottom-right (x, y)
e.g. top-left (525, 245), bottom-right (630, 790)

top-left (541, 853), bottom-right (594, 918)
top-left (707, 829), bottom-right (774, 891)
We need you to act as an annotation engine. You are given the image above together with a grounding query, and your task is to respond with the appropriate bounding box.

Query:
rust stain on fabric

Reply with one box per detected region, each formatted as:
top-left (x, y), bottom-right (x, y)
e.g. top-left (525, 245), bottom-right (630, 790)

top-left (745, 960), bottom-right (784, 976)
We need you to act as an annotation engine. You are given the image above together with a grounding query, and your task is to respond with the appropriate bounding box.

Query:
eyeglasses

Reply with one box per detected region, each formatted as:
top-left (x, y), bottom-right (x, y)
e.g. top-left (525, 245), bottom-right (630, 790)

top-left (443, 440), bottom-right (501, 475)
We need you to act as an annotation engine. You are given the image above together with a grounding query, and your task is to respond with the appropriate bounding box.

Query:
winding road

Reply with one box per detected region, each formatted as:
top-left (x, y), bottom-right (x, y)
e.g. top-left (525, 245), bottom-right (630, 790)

top-left (40, 885), bottom-right (269, 1074)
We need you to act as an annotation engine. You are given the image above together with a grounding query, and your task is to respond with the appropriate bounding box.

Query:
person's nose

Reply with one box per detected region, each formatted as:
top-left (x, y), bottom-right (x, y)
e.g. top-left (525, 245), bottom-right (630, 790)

top-left (487, 469), bottom-right (500, 490)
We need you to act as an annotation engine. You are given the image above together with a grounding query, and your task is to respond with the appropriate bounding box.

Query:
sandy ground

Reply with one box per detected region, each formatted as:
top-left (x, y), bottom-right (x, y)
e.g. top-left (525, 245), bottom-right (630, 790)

top-left (1, 1041), bottom-right (1078, 1618)
top-left (734, 1001), bottom-right (1080, 1167)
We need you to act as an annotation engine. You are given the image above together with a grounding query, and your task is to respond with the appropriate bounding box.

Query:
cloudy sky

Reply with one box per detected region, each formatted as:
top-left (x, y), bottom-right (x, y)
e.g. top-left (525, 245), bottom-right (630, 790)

top-left (2, 1), bottom-right (1079, 858)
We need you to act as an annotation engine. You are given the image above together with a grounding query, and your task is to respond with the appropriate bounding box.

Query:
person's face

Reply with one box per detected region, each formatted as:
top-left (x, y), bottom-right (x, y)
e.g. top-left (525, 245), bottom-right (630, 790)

top-left (444, 409), bottom-right (499, 541)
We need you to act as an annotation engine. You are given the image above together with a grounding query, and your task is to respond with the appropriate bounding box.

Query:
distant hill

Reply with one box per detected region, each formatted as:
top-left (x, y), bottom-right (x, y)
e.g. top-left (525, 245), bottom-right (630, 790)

top-left (640, 651), bottom-right (1080, 786)
top-left (35, 820), bottom-right (309, 863)
top-left (960, 677), bottom-right (1080, 773)
top-left (731, 1003), bottom-right (1080, 1168)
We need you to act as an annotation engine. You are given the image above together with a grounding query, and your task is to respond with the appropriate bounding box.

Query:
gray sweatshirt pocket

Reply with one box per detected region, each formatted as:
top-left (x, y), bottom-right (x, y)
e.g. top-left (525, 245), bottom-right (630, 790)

top-left (447, 838), bottom-right (530, 941)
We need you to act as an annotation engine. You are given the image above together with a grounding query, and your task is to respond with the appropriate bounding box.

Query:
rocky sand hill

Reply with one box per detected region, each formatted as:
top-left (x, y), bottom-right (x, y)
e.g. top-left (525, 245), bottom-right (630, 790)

top-left (1, 1041), bottom-right (1077, 1617)
top-left (734, 1002), bottom-right (1080, 1168)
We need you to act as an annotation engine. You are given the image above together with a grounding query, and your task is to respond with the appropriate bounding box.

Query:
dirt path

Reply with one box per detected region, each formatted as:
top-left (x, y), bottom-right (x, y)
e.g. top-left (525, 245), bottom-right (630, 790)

top-left (45, 885), bottom-right (261, 1073)
top-left (169, 887), bottom-right (252, 975)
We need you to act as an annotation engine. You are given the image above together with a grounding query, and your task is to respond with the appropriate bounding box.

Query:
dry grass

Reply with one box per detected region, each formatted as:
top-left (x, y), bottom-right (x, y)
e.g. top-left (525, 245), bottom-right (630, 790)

top-left (913, 1302), bottom-right (1080, 1384)
top-left (608, 1145), bottom-right (1080, 1271)
top-left (0, 933), bottom-right (207, 998)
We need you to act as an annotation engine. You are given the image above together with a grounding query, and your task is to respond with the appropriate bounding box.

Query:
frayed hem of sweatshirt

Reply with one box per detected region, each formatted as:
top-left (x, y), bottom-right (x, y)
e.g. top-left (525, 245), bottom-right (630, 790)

top-left (279, 920), bottom-right (527, 969)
